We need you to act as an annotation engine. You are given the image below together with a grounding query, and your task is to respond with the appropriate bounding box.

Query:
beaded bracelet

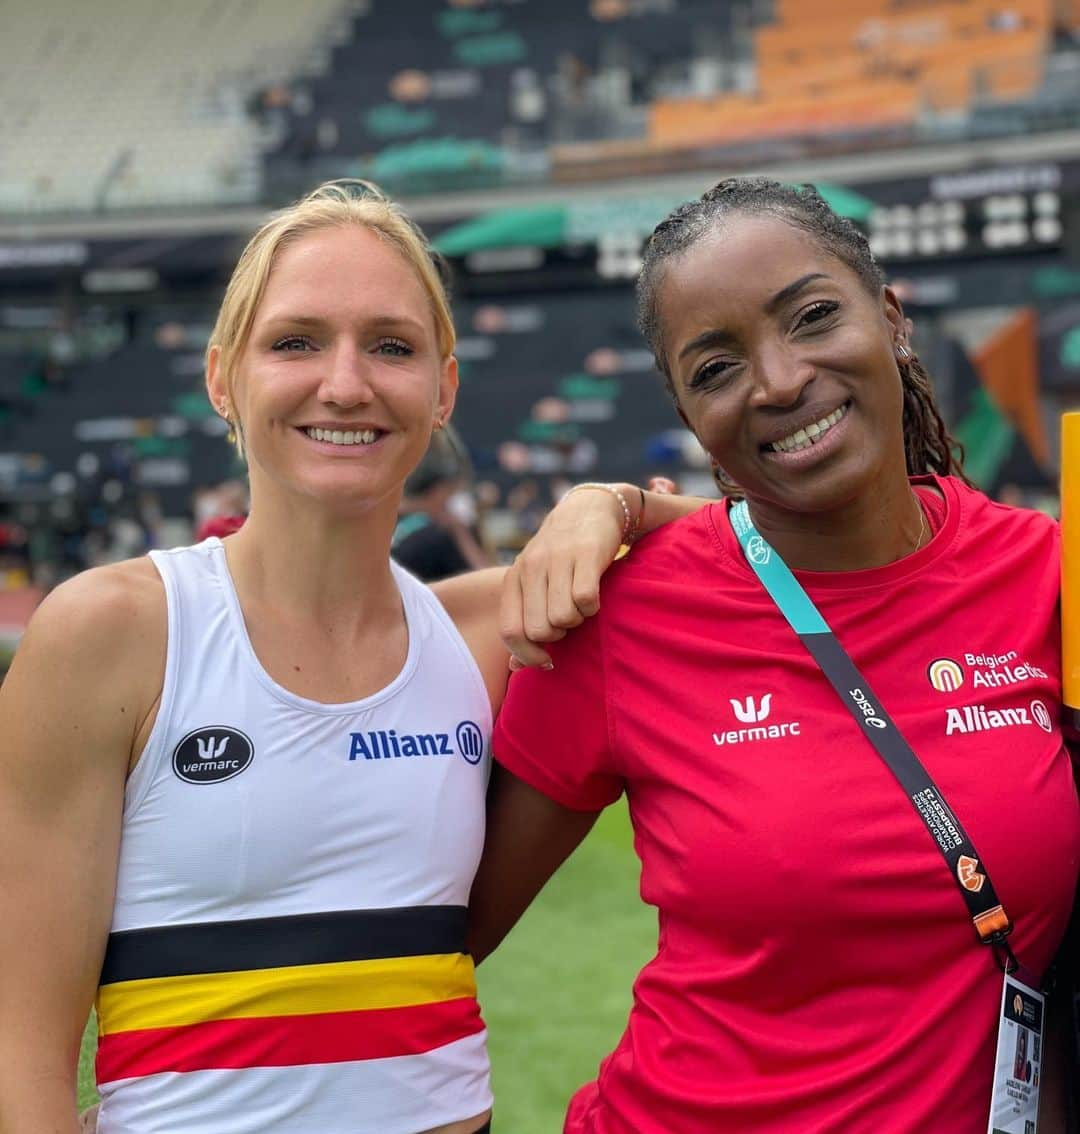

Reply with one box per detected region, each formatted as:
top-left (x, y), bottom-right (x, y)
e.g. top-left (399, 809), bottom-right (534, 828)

top-left (565, 482), bottom-right (642, 548)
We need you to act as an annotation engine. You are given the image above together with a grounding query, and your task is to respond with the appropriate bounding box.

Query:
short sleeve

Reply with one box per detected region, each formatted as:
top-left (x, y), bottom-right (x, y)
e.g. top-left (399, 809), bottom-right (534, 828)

top-left (493, 612), bottom-right (623, 812)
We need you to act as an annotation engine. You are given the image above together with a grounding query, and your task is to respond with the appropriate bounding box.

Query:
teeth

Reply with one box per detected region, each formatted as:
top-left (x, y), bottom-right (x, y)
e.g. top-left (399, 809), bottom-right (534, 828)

top-left (769, 405), bottom-right (847, 453)
top-left (306, 427), bottom-right (379, 445)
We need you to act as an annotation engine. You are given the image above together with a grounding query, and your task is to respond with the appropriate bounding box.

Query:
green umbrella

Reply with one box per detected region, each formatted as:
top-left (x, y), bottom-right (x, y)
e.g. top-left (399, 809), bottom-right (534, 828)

top-left (432, 181), bottom-right (873, 257)
top-left (433, 205), bottom-right (567, 255)
top-left (814, 182), bottom-right (875, 222)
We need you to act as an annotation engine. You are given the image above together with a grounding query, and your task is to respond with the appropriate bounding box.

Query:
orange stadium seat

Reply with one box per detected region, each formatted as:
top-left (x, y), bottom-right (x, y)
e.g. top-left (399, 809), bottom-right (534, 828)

top-left (757, 0), bottom-right (1052, 66)
top-left (647, 81), bottom-right (919, 149)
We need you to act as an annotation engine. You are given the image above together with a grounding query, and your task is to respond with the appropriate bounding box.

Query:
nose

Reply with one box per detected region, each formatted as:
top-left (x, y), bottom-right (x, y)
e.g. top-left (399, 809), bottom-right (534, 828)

top-left (317, 341), bottom-right (376, 408)
top-left (748, 339), bottom-right (815, 409)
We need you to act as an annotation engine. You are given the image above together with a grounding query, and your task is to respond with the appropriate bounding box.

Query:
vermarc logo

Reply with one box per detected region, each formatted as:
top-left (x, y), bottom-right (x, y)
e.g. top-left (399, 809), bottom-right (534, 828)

top-left (729, 694), bottom-right (772, 724)
top-left (714, 693), bottom-right (800, 746)
top-left (173, 727), bottom-right (255, 784)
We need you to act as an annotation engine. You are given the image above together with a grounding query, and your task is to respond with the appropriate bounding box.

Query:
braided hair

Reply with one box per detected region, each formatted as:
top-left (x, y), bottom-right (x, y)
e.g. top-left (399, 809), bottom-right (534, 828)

top-left (636, 177), bottom-right (966, 486)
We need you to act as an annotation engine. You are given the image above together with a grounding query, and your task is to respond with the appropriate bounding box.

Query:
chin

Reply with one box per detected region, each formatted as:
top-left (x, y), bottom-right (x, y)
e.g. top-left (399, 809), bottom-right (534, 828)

top-left (752, 463), bottom-right (875, 516)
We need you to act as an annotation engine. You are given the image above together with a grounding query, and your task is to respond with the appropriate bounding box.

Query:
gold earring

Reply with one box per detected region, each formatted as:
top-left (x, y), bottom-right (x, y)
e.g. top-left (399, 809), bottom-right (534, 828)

top-left (220, 404), bottom-right (237, 445)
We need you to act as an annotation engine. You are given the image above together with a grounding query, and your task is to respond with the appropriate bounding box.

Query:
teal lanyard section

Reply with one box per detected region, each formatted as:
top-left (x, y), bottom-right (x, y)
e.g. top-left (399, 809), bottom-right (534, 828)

top-left (729, 500), bottom-right (829, 636)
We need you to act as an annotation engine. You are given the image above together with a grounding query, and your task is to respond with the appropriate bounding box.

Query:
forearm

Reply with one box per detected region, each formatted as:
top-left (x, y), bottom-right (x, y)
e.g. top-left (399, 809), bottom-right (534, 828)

top-left (468, 765), bottom-right (599, 964)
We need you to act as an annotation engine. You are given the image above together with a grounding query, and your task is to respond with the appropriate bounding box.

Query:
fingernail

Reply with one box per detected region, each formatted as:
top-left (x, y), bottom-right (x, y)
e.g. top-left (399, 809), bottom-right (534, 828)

top-left (541, 661), bottom-right (555, 671)
top-left (509, 656), bottom-right (523, 671)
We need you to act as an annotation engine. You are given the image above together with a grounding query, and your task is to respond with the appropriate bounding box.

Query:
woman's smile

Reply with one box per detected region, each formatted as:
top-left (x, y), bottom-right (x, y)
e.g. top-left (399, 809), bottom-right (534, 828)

top-left (757, 400), bottom-right (852, 468)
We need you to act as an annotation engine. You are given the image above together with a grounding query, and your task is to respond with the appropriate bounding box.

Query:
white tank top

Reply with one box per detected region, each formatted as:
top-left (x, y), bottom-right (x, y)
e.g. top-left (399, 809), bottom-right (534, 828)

top-left (95, 539), bottom-right (493, 1134)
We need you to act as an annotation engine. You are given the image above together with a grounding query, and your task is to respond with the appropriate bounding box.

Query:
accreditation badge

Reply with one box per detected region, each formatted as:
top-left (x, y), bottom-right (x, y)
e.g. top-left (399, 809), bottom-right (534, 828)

top-left (987, 974), bottom-right (1044, 1134)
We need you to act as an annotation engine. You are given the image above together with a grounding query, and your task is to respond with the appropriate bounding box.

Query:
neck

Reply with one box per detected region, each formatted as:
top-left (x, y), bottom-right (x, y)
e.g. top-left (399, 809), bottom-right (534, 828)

top-left (745, 481), bottom-right (925, 572)
top-left (223, 487), bottom-right (402, 627)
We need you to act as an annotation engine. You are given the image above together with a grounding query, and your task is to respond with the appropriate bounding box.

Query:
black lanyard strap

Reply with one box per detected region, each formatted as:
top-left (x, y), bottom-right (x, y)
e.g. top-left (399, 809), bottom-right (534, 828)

top-left (729, 501), bottom-right (1014, 958)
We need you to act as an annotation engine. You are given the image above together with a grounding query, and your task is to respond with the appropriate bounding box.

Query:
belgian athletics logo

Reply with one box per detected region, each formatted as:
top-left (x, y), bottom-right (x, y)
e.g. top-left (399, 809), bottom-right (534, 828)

top-left (927, 658), bottom-right (965, 693)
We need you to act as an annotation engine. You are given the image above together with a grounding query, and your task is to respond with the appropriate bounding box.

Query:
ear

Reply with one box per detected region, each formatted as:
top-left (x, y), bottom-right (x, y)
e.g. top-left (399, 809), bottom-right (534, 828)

top-left (436, 354), bottom-right (459, 426)
top-left (206, 345), bottom-right (229, 419)
top-left (882, 286), bottom-right (908, 349)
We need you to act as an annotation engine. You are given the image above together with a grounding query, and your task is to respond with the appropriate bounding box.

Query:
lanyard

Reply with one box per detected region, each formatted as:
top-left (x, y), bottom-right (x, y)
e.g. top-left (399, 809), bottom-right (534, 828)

top-left (729, 500), bottom-right (1016, 967)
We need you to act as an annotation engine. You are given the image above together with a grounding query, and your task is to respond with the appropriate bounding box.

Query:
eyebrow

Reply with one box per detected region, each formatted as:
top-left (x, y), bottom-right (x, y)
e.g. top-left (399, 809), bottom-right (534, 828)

top-left (258, 312), bottom-right (428, 334)
top-left (763, 272), bottom-right (831, 315)
top-left (677, 326), bottom-right (737, 364)
top-left (676, 272), bottom-right (833, 364)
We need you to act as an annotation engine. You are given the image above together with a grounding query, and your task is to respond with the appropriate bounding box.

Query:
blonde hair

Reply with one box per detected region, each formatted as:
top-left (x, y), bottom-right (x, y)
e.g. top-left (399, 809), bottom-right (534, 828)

top-left (207, 180), bottom-right (455, 456)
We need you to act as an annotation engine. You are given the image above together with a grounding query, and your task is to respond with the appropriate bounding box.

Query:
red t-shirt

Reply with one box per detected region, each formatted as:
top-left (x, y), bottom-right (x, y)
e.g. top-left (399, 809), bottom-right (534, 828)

top-left (493, 476), bottom-right (1080, 1134)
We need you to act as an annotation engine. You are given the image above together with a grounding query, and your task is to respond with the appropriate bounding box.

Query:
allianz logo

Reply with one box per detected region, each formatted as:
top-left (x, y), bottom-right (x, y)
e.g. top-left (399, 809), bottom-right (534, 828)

top-left (713, 694), bottom-right (802, 746)
top-left (349, 720), bottom-right (486, 766)
top-left (945, 699), bottom-right (1054, 736)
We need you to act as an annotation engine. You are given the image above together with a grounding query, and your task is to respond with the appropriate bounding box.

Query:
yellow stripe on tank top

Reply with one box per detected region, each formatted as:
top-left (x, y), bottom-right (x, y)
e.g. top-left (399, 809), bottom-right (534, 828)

top-left (97, 952), bottom-right (477, 1036)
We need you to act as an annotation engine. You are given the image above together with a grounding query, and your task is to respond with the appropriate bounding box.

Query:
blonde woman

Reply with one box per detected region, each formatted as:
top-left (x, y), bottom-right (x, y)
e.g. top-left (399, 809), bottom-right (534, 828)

top-left (0, 181), bottom-right (673, 1134)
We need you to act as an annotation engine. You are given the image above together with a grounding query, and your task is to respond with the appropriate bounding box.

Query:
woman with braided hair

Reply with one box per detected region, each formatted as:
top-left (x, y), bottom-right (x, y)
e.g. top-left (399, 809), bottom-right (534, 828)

top-left (475, 178), bottom-right (1080, 1132)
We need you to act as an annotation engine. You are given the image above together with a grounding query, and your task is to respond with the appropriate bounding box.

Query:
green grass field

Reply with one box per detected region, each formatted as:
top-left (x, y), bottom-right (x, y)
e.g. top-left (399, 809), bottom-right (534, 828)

top-left (77, 800), bottom-right (655, 1130)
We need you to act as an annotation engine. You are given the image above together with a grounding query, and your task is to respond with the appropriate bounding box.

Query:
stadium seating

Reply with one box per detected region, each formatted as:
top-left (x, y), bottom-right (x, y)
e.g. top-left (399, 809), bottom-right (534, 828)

top-left (645, 0), bottom-right (1053, 154)
top-left (3, 0), bottom-right (1072, 211)
top-left (0, 0), bottom-right (358, 214)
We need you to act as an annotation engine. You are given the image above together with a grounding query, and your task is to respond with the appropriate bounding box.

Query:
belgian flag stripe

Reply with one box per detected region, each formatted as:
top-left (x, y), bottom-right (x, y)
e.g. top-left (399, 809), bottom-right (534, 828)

top-left (100, 905), bottom-right (467, 984)
top-left (95, 997), bottom-right (484, 1083)
top-left (97, 953), bottom-right (477, 1035)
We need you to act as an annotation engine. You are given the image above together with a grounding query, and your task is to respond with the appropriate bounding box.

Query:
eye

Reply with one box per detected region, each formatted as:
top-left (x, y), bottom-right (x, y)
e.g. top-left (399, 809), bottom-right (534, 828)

top-left (376, 337), bottom-right (413, 357)
top-left (794, 300), bottom-right (839, 330)
top-left (689, 357), bottom-right (737, 392)
top-left (271, 334), bottom-right (314, 352)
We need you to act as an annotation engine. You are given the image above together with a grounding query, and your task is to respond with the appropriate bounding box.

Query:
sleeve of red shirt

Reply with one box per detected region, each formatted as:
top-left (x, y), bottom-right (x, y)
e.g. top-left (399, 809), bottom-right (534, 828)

top-left (492, 612), bottom-right (624, 812)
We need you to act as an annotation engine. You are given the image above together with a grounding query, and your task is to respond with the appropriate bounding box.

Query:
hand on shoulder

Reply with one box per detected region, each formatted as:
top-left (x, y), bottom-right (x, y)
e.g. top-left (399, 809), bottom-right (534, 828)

top-left (498, 480), bottom-right (709, 669)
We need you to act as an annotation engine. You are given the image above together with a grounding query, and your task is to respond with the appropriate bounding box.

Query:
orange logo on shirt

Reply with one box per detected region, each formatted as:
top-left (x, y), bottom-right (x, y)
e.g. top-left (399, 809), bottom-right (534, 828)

top-left (956, 854), bottom-right (986, 892)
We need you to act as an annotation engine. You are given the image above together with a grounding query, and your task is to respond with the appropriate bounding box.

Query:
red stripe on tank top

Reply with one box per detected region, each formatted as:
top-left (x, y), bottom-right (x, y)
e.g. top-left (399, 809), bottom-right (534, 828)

top-left (95, 996), bottom-right (484, 1083)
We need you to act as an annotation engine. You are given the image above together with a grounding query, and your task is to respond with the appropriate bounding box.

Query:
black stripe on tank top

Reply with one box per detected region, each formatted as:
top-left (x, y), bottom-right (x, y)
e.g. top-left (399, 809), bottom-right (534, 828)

top-left (100, 904), bottom-right (468, 985)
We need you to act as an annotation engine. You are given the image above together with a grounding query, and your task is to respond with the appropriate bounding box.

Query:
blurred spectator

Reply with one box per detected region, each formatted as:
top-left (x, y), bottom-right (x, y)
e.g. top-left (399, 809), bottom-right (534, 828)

top-left (504, 478), bottom-right (546, 540)
top-left (392, 424), bottom-right (493, 582)
top-left (193, 479), bottom-right (249, 542)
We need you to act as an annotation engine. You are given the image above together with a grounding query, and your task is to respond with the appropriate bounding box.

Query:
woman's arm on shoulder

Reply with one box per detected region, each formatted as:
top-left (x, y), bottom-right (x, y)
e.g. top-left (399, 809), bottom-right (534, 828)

top-left (434, 485), bottom-right (712, 707)
top-left (0, 560), bottom-right (164, 1132)
top-left (500, 483), bottom-right (710, 667)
